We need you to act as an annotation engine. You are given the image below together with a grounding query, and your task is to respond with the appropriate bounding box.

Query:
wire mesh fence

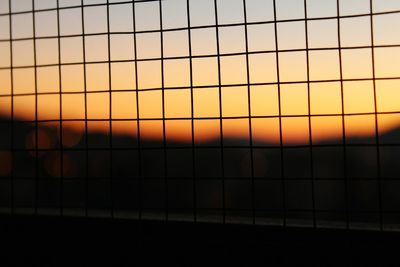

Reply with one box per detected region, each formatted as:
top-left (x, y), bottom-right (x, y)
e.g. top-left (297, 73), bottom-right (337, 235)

top-left (1, 0), bottom-right (400, 231)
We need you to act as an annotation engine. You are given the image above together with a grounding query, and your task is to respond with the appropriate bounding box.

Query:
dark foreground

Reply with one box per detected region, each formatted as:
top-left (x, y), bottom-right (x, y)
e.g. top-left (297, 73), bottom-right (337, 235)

top-left (1, 215), bottom-right (400, 266)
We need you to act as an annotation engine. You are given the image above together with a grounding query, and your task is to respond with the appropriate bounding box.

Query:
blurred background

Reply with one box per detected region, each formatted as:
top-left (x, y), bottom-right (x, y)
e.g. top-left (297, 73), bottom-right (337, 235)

top-left (1, 0), bottom-right (400, 230)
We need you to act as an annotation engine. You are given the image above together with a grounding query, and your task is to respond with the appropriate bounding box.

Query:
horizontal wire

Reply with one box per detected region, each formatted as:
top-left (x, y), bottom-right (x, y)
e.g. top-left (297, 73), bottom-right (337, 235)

top-left (4, 142), bottom-right (400, 153)
top-left (4, 206), bottom-right (398, 214)
top-left (1, 44), bottom-right (400, 71)
top-left (1, 1), bottom-right (399, 27)
top-left (2, 175), bottom-right (400, 181)
top-left (1, 77), bottom-right (400, 97)
top-left (2, 110), bottom-right (400, 123)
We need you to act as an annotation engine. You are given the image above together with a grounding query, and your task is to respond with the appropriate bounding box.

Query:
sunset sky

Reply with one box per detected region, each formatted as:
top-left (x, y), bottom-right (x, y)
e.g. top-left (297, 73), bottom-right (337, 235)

top-left (1, 0), bottom-right (400, 145)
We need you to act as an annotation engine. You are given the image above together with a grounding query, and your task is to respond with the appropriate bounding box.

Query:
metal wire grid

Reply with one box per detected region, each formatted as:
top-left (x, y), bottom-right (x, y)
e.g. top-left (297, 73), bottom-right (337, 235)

top-left (0, 0), bottom-right (400, 230)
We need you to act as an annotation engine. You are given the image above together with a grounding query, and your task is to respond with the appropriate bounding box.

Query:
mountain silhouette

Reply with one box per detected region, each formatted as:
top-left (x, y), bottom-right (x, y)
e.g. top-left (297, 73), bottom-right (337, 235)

top-left (1, 116), bottom-right (399, 228)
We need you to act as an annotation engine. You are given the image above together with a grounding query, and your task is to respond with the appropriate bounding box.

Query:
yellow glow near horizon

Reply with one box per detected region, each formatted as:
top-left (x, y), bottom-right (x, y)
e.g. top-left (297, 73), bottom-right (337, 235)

top-left (2, 71), bottom-right (400, 145)
top-left (2, 47), bottom-right (400, 145)
top-left (1, 2), bottom-right (400, 146)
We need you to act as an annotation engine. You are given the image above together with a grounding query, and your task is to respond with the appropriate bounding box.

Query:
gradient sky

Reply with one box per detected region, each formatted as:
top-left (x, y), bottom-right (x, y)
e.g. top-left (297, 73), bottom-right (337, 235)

top-left (1, 0), bottom-right (400, 145)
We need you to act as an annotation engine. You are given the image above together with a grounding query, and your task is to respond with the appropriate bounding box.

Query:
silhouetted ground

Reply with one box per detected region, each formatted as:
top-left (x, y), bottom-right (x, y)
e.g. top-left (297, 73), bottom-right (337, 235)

top-left (1, 117), bottom-right (400, 230)
top-left (1, 215), bottom-right (400, 266)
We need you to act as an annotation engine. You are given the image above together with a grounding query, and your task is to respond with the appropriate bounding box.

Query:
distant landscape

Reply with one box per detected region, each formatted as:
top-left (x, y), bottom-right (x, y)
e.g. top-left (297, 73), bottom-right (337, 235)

top-left (1, 116), bottom-right (400, 229)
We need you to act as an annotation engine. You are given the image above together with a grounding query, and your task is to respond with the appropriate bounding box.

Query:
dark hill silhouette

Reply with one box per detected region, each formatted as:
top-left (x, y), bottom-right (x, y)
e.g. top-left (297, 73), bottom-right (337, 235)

top-left (1, 116), bottom-right (400, 228)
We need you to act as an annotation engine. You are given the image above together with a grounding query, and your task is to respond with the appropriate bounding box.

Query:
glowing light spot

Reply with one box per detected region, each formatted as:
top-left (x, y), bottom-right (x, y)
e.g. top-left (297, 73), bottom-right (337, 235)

top-left (0, 151), bottom-right (12, 176)
top-left (59, 122), bottom-right (84, 148)
top-left (25, 128), bottom-right (56, 157)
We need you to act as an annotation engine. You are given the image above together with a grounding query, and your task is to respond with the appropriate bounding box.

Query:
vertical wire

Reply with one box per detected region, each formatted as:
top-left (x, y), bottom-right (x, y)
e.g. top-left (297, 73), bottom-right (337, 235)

top-left (186, 0), bottom-right (197, 222)
top-left (159, 0), bottom-right (169, 222)
top-left (242, 0), bottom-right (256, 225)
top-left (55, 0), bottom-right (64, 217)
top-left (272, 0), bottom-right (286, 227)
top-left (32, 0), bottom-right (39, 215)
top-left (303, 0), bottom-right (317, 228)
top-left (132, 0), bottom-right (143, 221)
top-left (213, 0), bottom-right (226, 224)
top-left (336, 0), bottom-right (350, 230)
top-left (8, 0), bottom-right (14, 215)
top-left (106, 0), bottom-right (114, 218)
top-left (81, 0), bottom-right (90, 218)
top-left (369, 0), bottom-right (383, 231)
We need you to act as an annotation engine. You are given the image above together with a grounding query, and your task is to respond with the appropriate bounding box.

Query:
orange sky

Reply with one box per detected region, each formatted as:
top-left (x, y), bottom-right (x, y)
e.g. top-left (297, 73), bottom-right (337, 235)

top-left (1, 1), bottom-right (400, 146)
top-left (1, 70), bottom-right (400, 145)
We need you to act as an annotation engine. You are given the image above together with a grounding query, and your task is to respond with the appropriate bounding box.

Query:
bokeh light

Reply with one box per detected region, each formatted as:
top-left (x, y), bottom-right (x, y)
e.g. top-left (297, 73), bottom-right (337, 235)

top-left (0, 151), bottom-right (12, 176)
top-left (25, 128), bottom-right (56, 157)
